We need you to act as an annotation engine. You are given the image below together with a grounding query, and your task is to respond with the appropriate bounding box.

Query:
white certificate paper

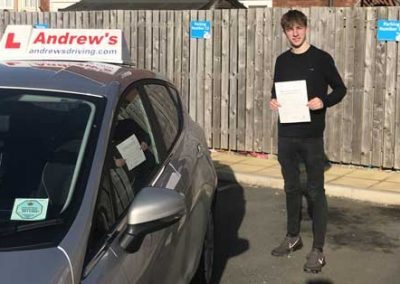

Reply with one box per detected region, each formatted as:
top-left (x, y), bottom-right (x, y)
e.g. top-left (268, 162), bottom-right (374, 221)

top-left (116, 134), bottom-right (146, 170)
top-left (275, 80), bottom-right (311, 123)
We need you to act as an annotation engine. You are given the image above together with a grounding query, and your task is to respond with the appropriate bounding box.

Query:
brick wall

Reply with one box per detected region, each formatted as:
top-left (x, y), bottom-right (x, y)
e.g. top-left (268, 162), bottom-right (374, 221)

top-left (40, 0), bottom-right (49, 11)
top-left (273, 0), bottom-right (357, 6)
top-left (334, 0), bottom-right (358, 5)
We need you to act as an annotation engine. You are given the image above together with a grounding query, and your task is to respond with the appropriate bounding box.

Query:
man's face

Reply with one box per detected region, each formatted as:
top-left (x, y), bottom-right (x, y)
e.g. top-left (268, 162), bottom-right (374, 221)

top-left (284, 23), bottom-right (307, 49)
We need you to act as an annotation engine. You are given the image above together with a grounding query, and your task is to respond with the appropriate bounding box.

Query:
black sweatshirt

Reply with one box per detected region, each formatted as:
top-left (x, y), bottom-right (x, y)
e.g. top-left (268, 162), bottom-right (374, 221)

top-left (271, 45), bottom-right (347, 138)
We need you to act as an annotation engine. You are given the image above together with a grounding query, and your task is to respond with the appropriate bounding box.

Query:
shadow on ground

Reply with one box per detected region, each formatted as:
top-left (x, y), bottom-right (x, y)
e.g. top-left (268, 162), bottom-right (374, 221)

top-left (212, 162), bottom-right (249, 284)
top-left (305, 279), bottom-right (334, 284)
top-left (328, 204), bottom-right (400, 253)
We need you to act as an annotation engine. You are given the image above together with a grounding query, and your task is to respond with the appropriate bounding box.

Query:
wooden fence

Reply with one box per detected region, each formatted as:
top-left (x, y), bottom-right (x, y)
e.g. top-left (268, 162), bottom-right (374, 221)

top-left (1, 7), bottom-right (400, 169)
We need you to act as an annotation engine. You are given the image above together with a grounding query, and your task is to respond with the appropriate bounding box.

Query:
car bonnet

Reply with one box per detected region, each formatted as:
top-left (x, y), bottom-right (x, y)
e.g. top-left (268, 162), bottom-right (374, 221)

top-left (0, 246), bottom-right (73, 283)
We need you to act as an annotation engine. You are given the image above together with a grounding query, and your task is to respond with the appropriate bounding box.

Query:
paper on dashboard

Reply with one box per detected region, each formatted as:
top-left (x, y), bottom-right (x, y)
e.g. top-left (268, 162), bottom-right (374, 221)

top-left (116, 134), bottom-right (146, 170)
top-left (274, 80), bottom-right (311, 123)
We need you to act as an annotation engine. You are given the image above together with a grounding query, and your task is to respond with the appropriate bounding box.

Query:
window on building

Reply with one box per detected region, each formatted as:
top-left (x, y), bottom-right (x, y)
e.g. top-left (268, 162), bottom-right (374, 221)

top-left (361, 0), bottom-right (400, 5)
top-left (0, 0), bottom-right (14, 10)
top-left (240, 0), bottom-right (272, 8)
top-left (21, 0), bottom-right (38, 10)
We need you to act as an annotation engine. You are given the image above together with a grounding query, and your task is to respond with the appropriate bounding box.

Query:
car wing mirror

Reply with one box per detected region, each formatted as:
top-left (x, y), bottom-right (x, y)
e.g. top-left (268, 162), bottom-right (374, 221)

top-left (119, 187), bottom-right (186, 253)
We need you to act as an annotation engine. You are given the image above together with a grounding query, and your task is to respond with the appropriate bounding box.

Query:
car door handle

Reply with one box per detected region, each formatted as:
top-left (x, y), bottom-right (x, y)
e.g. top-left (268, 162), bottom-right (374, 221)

top-left (197, 144), bottom-right (204, 158)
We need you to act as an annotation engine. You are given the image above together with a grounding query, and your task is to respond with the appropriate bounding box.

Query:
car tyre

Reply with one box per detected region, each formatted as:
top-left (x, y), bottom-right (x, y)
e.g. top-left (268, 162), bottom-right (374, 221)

top-left (192, 208), bottom-right (215, 284)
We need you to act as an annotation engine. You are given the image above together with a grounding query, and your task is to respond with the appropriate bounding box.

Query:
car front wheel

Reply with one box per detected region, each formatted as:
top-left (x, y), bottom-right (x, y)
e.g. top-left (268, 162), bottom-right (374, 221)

top-left (192, 209), bottom-right (215, 284)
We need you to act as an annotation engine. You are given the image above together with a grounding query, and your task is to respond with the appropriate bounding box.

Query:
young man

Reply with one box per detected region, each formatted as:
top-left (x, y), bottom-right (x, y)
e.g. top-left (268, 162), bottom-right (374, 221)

top-left (269, 10), bottom-right (346, 273)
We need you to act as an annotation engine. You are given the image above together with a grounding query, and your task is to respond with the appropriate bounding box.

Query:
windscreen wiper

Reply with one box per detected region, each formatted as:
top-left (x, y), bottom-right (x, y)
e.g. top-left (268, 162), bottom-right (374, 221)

top-left (0, 218), bottom-right (63, 236)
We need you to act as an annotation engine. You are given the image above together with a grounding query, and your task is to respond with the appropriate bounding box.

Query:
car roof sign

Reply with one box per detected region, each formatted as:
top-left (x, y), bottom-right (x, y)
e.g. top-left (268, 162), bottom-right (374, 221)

top-left (0, 25), bottom-right (131, 64)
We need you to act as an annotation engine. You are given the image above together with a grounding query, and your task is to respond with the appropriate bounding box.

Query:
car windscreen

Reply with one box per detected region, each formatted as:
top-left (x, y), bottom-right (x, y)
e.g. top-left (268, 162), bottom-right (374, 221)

top-left (0, 89), bottom-right (104, 249)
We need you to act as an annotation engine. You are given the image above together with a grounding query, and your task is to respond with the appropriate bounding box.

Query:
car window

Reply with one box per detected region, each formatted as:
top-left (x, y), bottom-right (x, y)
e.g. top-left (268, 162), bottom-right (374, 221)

top-left (142, 84), bottom-right (182, 154)
top-left (85, 86), bottom-right (161, 262)
top-left (0, 90), bottom-right (102, 249)
top-left (118, 87), bottom-right (160, 165)
top-left (0, 94), bottom-right (95, 215)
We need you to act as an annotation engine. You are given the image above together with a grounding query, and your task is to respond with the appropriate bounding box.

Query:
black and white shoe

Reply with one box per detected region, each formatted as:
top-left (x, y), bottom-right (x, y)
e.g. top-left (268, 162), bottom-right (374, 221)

top-left (271, 235), bottom-right (303, 257)
top-left (304, 248), bottom-right (326, 273)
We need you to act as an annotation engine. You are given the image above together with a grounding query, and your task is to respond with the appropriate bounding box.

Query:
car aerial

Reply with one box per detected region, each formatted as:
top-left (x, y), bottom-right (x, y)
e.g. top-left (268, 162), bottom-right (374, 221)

top-left (0, 25), bottom-right (217, 283)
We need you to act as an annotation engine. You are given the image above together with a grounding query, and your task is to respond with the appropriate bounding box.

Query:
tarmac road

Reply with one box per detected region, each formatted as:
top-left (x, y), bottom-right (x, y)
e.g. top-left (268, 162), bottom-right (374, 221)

top-left (212, 182), bottom-right (400, 284)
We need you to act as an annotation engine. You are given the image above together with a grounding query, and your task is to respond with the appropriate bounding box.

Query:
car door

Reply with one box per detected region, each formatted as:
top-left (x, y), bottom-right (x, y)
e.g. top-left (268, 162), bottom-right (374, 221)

top-left (139, 82), bottom-right (212, 283)
top-left (82, 80), bottom-right (209, 284)
top-left (81, 84), bottom-right (168, 284)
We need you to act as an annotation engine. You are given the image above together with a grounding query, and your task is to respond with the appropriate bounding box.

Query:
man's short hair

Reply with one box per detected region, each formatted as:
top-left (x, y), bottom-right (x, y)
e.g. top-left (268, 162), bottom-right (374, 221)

top-left (281, 10), bottom-right (308, 30)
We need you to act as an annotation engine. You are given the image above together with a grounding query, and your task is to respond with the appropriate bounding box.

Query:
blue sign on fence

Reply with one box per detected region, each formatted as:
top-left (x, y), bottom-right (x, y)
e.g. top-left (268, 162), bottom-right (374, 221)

top-left (33, 23), bottom-right (49, 29)
top-left (377, 20), bottom-right (400, 41)
top-left (190, 21), bottom-right (211, 39)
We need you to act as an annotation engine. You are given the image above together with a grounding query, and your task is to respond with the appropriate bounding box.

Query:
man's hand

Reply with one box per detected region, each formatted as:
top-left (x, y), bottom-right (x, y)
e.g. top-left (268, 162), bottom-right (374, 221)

top-left (140, 141), bottom-right (149, 151)
top-left (307, 97), bottom-right (324, 110)
top-left (269, 99), bottom-right (281, 111)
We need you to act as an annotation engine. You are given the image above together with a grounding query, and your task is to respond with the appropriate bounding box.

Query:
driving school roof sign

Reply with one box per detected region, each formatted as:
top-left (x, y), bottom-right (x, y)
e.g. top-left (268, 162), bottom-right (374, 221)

top-left (0, 25), bottom-right (131, 64)
top-left (377, 20), bottom-right (400, 41)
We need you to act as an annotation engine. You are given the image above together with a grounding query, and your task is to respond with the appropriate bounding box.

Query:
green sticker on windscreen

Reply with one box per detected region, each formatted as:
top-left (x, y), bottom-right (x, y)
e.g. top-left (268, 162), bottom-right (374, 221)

top-left (11, 199), bottom-right (49, 221)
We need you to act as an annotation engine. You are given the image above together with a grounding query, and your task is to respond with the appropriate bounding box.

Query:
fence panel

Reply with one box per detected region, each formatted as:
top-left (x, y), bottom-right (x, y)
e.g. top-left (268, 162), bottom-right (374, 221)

top-left (173, 11), bottom-right (182, 91)
top-left (221, 9), bottom-right (230, 149)
top-left (351, 8), bottom-right (367, 165)
top-left (152, 10), bottom-right (160, 73)
top-left (166, 11), bottom-right (174, 81)
top-left (245, 9), bottom-right (256, 152)
top-left (212, 10), bottom-right (222, 149)
top-left (137, 10), bottom-right (145, 69)
top-left (254, 8), bottom-right (265, 152)
top-left (342, 8), bottom-right (355, 164)
top-left (229, 9), bottom-right (238, 151)
top-left (372, 7), bottom-right (388, 167)
top-left (395, 11), bottom-right (400, 169)
top-left (237, 9), bottom-right (247, 151)
top-left (196, 10), bottom-right (206, 131)
top-left (181, 11), bottom-right (190, 110)
top-left (383, 8), bottom-right (398, 168)
top-left (159, 11), bottom-right (167, 76)
top-left (325, 7), bottom-right (340, 161)
top-left (189, 10), bottom-right (198, 120)
top-left (361, 7), bottom-right (376, 166)
top-left (204, 10), bottom-right (213, 146)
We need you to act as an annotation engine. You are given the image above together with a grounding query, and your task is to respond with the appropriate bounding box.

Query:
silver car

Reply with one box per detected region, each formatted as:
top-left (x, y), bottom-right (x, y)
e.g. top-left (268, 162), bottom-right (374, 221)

top-left (0, 61), bottom-right (217, 284)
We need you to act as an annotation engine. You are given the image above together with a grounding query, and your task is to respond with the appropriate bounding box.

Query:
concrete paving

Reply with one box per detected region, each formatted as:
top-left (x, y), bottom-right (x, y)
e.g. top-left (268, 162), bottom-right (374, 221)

top-left (211, 150), bottom-right (400, 205)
